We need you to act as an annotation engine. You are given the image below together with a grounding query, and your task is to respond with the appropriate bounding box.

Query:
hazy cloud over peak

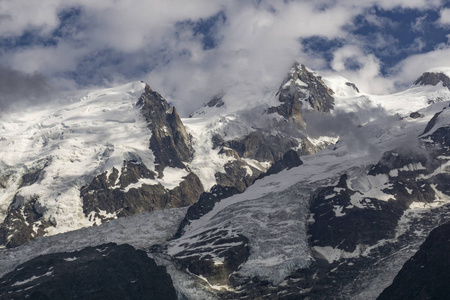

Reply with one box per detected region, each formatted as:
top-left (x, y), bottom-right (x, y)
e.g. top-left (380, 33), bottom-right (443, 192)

top-left (1, 0), bottom-right (449, 115)
top-left (0, 66), bottom-right (52, 112)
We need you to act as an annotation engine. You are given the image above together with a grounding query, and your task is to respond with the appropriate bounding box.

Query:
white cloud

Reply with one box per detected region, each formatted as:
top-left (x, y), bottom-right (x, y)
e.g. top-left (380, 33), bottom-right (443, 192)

top-left (329, 45), bottom-right (395, 94)
top-left (393, 46), bottom-right (450, 88)
top-left (0, 0), bottom-right (62, 36)
top-left (0, 0), bottom-right (447, 115)
top-left (144, 1), bottom-right (359, 115)
top-left (439, 8), bottom-right (450, 26)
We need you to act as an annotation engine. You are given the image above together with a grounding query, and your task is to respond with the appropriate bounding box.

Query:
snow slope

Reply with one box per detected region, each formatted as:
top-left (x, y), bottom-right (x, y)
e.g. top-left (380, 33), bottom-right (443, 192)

top-left (0, 82), bottom-right (158, 235)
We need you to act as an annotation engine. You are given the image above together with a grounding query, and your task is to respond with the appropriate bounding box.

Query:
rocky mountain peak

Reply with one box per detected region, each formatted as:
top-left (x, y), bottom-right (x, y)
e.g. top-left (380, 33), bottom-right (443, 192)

top-left (137, 84), bottom-right (192, 174)
top-left (268, 63), bottom-right (335, 128)
top-left (414, 69), bottom-right (450, 90)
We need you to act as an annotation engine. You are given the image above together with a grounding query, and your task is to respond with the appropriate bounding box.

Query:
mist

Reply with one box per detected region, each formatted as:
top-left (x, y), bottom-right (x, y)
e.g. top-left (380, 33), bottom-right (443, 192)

top-left (0, 66), bottom-right (52, 113)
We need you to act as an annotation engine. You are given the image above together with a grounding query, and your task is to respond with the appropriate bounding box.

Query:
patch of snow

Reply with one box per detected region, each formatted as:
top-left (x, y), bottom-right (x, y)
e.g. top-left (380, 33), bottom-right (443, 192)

top-left (123, 167), bottom-right (189, 192)
top-left (63, 257), bottom-right (77, 262)
top-left (12, 270), bottom-right (53, 286)
top-left (389, 169), bottom-right (398, 177)
top-left (322, 75), bottom-right (359, 98)
top-left (333, 205), bottom-right (346, 217)
top-left (348, 174), bottom-right (394, 206)
top-left (399, 163), bottom-right (426, 172)
top-left (313, 245), bottom-right (362, 264)
top-left (197, 275), bottom-right (234, 292)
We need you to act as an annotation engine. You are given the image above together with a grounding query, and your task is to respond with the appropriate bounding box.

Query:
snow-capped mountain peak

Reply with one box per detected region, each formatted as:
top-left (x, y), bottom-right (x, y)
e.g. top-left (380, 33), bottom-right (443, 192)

top-left (2, 65), bottom-right (450, 299)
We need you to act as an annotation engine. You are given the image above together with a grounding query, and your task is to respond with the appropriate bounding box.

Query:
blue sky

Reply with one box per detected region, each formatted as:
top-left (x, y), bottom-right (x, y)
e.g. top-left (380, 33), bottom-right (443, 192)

top-left (0, 0), bottom-right (449, 115)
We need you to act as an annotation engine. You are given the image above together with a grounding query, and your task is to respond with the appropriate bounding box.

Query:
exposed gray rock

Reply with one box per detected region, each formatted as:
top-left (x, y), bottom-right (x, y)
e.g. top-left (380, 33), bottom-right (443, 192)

top-left (82, 162), bottom-right (204, 223)
top-left (205, 93), bottom-right (225, 108)
top-left (80, 85), bottom-right (204, 228)
top-left (422, 109), bottom-right (444, 135)
top-left (258, 149), bottom-right (303, 178)
top-left (268, 63), bottom-right (335, 128)
top-left (137, 84), bottom-right (192, 175)
top-left (215, 160), bottom-right (262, 192)
top-left (409, 111), bottom-right (421, 119)
top-left (414, 71), bottom-right (450, 90)
top-left (223, 130), bottom-right (301, 163)
top-left (0, 197), bottom-right (52, 248)
top-left (345, 81), bottom-right (360, 93)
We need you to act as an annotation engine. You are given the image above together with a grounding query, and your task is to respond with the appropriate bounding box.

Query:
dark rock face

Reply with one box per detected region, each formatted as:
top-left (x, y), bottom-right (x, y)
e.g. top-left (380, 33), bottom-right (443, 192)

top-left (82, 162), bottom-right (204, 223)
top-left (259, 149), bottom-right (303, 178)
top-left (215, 160), bottom-right (262, 193)
top-left (19, 166), bottom-right (46, 188)
top-left (0, 197), bottom-right (52, 248)
top-left (409, 111), bottom-right (421, 119)
top-left (414, 71), bottom-right (450, 90)
top-left (205, 93), bottom-right (225, 108)
top-left (0, 165), bottom-right (52, 248)
top-left (345, 82), bottom-right (360, 93)
top-left (378, 221), bottom-right (450, 300)
top-left (268, 63), bottom-right (335, 128)
top-left (224, 130), bottom-right (301, 163)
top-left (422, 109), bottom-right (444, 135)
top-left (137, 84), bottom-right (192, 174)
top-left (309, 150), bottom-right (434, 253)
top-left (0, 243), bottom-right (177, 300)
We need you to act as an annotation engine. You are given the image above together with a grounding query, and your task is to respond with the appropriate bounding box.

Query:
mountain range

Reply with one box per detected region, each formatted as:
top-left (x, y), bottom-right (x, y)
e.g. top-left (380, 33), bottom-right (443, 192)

top-left (1, 63), bottom-right (450, 299)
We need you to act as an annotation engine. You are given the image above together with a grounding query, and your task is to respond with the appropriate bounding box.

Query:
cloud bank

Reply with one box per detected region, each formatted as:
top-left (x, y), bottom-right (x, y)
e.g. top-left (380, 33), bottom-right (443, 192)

top-left (0, 0), bottom-right (448, 115)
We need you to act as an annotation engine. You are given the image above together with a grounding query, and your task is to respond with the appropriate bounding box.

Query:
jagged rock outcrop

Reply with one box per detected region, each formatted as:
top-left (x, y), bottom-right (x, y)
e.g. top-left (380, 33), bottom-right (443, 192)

top-left (0, 197), bottom-right (52, 248)
top-left (0, 165), bottom-right (52, 247)
top-left (81, 84), bottom-right (204, 225)
top-left (137, 84), bottom-right (192, 174)
top-left (258, 149), bottom-right (303, 178)
top-left (82, 162), bottom-right (204, 223)
top-left (377, 221), bottom-right (450, 300)
top-left (220, 130), bottom-right (303, 163)
top-left (268, 63), bottom-right (335, 128)
top-left (205, 93), bottom-right (225, 108)
top-left (215, 160), bottom-right (262, 192)
top-left (0, 243), bottom-right (177, 300)
top-left (414, 71), bottom-right (450, 90)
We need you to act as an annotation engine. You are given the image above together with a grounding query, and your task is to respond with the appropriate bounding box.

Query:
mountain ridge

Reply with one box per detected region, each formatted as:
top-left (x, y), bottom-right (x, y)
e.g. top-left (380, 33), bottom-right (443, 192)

top-left (1, 64), bottom-right (450, 299)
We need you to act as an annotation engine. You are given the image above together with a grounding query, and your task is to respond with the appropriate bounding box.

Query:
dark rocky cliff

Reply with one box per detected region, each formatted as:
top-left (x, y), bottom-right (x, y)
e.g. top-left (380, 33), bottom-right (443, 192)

top-left (0, 243), bottom-right (177, 300)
